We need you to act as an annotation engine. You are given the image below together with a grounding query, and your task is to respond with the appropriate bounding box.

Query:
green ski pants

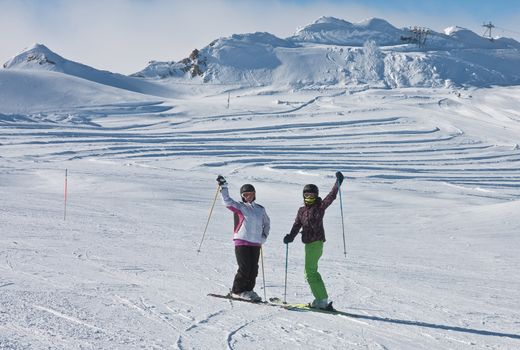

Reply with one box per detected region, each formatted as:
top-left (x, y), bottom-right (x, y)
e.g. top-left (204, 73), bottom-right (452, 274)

top-left (304, 240), bottom-right (328, 300)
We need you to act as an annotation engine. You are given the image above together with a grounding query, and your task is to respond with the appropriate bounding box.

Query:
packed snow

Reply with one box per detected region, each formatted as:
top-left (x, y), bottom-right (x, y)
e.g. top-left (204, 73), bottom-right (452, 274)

top-left (1, 16), bottom-right (520, 350)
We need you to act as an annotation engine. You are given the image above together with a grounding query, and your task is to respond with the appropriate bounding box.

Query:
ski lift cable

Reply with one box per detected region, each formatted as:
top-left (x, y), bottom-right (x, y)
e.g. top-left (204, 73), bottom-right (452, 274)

top-left (494, 25), bottom-right (520, 36)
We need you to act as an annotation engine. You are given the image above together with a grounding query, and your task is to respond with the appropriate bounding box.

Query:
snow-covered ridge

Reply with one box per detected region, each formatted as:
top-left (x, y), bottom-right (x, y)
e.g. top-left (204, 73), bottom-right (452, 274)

top-left (131, 17), bottom-right (520, 88)
top-left (442, 26), bottom-right (520, 49)
top-left (3, 43), bottom-right (173, 97)
top-left (4, 17), bottom-right (520, 90)
top-left (289, 16), bottom-right (405, 46)
top-left (3, 43), bottom-right (63, 70)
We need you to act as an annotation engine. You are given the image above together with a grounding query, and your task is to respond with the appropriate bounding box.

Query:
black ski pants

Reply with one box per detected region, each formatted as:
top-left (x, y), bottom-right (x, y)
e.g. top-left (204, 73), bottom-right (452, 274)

top-left (232, 245), bottom-right (261, 294)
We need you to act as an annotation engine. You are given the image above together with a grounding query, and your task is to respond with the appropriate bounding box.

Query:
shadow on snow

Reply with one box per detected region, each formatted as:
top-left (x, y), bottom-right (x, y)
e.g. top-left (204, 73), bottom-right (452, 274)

top-left (292, 308), bottom-right (520, 340)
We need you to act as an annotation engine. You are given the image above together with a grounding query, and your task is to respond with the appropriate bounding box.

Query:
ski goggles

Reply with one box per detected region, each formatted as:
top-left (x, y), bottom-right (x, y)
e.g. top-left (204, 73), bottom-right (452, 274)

top-left (241, 192), bottom-right (255, 200)
top-left (303, 193), bottom-right (317, 199)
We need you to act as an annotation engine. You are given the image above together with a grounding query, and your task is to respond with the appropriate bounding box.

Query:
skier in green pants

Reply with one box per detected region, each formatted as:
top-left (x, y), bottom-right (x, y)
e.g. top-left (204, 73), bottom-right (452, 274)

top-left (284, 171), bottom-right (344, 309)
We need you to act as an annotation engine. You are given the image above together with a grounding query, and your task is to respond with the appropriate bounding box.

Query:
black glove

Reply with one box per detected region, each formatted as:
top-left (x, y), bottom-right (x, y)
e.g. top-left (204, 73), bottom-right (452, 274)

top-left (335, 171), bottom-right (344, 186)
top-left (283, 234), bottom-right (294, 244)
top-left (216, 175), bottom-right (227, 186)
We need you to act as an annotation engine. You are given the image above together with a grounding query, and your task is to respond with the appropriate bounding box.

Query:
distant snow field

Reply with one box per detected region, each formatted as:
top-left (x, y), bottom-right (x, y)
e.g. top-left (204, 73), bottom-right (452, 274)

top-left (1, 16), bottom-right (519, 350)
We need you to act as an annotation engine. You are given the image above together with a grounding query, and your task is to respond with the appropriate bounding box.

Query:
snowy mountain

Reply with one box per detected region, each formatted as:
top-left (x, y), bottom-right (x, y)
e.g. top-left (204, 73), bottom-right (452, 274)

top-left (443, 26), bottom-right (520, 49)
top-left (288, 17), bottom-right (406, 46)
top-left (4, 18), bottom-right (520, 91)
top-left (134, 17), bottom-right (520, 88)
top-left (3, 44), bottom-right (172, 97)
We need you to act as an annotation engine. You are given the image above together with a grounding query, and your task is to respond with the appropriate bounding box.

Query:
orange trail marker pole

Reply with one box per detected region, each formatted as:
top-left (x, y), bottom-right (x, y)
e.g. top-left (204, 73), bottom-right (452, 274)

top-left (64, 169), bottom-right (68, 221)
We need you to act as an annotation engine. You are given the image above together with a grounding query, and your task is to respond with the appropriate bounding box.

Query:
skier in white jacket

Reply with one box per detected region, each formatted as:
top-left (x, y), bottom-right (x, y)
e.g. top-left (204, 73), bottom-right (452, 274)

top-left (217, 175), bottom-right (270, 301)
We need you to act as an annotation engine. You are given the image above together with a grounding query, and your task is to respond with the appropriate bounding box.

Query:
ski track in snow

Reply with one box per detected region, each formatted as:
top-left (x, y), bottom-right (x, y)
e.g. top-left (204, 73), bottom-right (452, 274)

top-left (32, 304), bottom-right (105, 333)
top-left (1, 87), bottom-right (520, 349)
top-left (2, 91), bottom-right (519, 199)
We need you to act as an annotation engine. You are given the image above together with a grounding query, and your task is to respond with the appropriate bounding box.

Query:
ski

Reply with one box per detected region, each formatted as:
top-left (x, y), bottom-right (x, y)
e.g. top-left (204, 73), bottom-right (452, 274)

top-left (208, 293), bottom-right (300, 308)
top-left (209, 293), bottom-right (356, 317)
top-left (280, 302), bottom-right (361, 317)
top-left (208, 293), bottom-right (271, 305)
top-left (281, 303), bottom-right (357, 317)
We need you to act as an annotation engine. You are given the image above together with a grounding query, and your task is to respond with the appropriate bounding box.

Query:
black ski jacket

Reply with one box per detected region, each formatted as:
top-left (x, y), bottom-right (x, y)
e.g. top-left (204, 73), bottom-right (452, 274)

top-left (287, 183), bottom-right (338, 244)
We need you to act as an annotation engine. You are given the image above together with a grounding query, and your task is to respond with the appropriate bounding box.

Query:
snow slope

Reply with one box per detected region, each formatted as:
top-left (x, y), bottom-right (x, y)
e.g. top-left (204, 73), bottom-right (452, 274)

top-left (1, 15), bottom-right (520, 350)
top-left (0, 69), bottom-right (164, 116)
top-left (1, 81), bottom-right (520, 349)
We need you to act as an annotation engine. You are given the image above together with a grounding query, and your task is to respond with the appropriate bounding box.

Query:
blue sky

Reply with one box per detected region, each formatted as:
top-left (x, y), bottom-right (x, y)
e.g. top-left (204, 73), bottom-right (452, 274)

top-left (1, 0), bottom-right (519, 74)
top-left (289, 0), bottom-right (520, 17)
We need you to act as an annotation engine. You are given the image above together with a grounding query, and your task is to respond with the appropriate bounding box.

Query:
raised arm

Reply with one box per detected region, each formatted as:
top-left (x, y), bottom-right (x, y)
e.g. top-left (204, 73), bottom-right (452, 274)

top-left (217, 175), bottom-right (240, 210)
top-left (321, 172), bottom-right (344, 209)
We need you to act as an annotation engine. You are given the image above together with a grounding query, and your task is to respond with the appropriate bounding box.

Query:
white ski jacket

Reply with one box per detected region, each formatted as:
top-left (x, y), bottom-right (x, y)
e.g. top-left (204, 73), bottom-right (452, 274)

top-left (220, 185), bottom-right (270, 244)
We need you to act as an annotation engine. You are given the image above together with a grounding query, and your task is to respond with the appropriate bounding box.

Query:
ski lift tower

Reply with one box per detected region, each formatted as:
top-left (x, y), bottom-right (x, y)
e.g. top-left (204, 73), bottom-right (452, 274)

top-left (401, 26), bottom-right (430, 48)
top-left (482, 21), bottom-right (495, 40)
top-left (411, 27), bottom-right (430, 48)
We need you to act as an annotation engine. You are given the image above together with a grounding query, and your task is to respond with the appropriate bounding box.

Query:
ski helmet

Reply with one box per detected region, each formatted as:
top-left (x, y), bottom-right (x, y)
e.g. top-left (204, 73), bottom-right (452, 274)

top-left (302, 184), bottom-right (319, 195)
top-left (240, 184), bottom-right (256, 194)
top-left (303, 184), bottom-right (318, 205)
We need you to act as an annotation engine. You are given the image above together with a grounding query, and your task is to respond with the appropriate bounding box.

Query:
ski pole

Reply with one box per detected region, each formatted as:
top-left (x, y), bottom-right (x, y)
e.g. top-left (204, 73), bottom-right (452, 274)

top-left (260, 246), bottom-right (267, 301)
top-left (197, 184), bottom-right (220, 253)
top-left (338, 178), bottom-right (347, 258)
top-left (284, 243), bottom-right (289, 304)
